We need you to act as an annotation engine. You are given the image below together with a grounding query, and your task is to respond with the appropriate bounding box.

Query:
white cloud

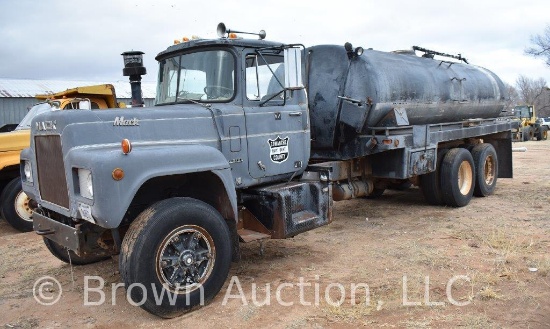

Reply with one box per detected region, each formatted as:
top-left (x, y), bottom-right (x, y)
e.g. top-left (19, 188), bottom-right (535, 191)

top-left (0, 0), bottom-right (548, 87)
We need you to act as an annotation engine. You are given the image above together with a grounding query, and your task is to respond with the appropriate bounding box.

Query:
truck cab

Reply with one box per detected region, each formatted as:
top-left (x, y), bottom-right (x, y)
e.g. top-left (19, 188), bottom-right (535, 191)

top-left (155, 38), bottom-right (310, 184)
top-left (21, 31), bottom-right (327, 317)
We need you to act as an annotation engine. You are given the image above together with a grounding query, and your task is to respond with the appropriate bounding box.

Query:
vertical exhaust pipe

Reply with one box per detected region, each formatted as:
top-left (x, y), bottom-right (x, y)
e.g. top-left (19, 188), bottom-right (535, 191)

top-left (121, 51), bottom-right (147, 107)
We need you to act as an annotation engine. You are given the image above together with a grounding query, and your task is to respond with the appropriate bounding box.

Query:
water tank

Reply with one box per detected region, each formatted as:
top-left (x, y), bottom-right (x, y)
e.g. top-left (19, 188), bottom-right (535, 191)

top-left (306, 45), bottom-right (506, 150)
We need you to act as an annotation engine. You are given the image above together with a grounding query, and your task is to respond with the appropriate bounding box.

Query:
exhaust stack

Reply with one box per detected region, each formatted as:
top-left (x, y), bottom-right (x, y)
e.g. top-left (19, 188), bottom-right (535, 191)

top-left (121, 51), bottom-right (147, 107)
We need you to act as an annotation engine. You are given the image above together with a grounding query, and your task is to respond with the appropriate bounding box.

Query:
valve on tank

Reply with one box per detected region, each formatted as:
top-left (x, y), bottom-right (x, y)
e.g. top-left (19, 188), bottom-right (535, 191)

top-left (344, 42), bottom-right (364, 59)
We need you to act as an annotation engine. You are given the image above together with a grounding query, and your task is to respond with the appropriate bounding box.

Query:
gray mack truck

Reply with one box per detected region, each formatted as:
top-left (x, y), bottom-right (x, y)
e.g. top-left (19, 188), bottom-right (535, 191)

top-left (21, 23), bottom-right (515, 317)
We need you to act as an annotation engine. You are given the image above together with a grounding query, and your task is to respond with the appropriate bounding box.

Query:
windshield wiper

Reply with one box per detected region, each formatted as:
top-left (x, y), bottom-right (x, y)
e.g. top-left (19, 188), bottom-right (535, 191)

top-left (178, 97), bottom-right (211, 108)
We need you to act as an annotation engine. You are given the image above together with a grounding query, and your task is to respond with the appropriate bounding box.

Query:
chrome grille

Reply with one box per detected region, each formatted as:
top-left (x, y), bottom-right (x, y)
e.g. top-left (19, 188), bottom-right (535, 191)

top-left (35, 135), bottom-right (70, 209)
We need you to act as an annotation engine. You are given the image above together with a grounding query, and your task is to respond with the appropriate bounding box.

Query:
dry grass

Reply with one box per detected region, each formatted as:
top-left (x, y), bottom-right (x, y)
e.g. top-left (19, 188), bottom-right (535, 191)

top-left (321, 302), bottom-right (375, 323)
top-left (477, 286), bottom-right (503, 301)
top-left (461, 313), bottom-right (496, 328)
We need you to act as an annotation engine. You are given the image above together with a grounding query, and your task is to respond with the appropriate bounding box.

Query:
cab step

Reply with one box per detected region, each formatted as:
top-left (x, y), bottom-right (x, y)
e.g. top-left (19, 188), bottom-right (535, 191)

top-left (237, 228), bottom-right (271, 243)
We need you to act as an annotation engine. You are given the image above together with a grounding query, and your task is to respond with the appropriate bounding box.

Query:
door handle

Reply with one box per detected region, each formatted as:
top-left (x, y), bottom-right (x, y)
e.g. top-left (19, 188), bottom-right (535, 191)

top-left (289, 112), bottom-right (302, 117)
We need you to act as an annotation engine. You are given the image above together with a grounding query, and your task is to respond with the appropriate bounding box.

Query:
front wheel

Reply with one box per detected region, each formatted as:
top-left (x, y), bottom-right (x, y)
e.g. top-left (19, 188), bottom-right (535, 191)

top-left (523, 126), bottom-right (533, 141)
top-left (43, 238), bottom-right (110, 265)
top-left (0, 177), bottom-right (35, 232)
top-left (120, 197), bottom-right (232, 318)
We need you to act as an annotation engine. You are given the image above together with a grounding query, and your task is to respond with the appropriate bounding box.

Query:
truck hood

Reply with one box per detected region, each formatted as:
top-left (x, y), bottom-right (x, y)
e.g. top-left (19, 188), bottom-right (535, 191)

top-left (30, 104), bottom-right (225, 151)
top-left (0, 129), bottom-right (31, 152)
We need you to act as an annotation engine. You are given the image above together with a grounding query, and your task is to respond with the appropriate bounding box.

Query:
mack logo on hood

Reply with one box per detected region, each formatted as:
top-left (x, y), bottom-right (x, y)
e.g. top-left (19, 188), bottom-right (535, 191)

top-left (36, 120), bottom-right (57, 131)
top-left (114, 116), bottom-right (139, 126)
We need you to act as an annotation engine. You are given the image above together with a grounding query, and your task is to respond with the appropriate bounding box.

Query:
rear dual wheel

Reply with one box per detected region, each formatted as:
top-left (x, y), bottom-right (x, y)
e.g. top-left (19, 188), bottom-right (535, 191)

top-left (471, 144), bottom-right (498, 197)
top-left (440, 148), bottom-right (475, 207)
top-left (423, 144), bottom-right (498, 207)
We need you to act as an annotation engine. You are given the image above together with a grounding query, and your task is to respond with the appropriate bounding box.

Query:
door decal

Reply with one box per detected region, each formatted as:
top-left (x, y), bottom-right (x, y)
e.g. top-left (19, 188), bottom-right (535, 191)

top-left (268, 136), bottom-right (289, 163)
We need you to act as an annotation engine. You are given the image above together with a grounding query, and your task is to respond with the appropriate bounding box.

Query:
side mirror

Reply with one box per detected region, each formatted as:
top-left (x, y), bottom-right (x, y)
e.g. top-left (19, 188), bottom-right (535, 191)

top-left (79, 100), bottom-right (91, 110)
top-left (284, 47), bottom-right (303, 90)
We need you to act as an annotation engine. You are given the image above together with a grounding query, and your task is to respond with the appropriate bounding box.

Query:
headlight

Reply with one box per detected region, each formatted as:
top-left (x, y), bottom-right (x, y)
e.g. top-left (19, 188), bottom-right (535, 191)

top-left (78, 168), bottom-right (94, 199)
top-left (23, 161), bottom-right (33, 183)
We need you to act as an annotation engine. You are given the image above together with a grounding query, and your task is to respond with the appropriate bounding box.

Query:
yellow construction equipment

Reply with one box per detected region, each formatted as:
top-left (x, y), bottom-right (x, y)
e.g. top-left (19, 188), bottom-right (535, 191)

top-left (0, 84), bottom-right (124, 232)
top-left (512, 105), bottom-right (548, 141)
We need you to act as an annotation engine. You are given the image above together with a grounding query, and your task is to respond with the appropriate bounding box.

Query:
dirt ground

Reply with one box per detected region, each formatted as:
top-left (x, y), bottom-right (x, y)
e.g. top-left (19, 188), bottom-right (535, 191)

top-left (0, 140), bottom-right (549, 329)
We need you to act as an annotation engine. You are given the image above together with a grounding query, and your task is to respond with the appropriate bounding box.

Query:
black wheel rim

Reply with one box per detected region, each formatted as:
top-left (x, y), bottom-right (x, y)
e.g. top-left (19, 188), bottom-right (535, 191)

top-left (155, 225), bottom-right (215, 293)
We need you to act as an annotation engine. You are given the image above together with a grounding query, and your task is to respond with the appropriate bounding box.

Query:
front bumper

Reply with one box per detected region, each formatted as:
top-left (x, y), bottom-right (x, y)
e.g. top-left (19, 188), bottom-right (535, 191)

top-left (33, 210), bottom-right (116, 257)
top-left (33, 212), bottom-right (83, 254)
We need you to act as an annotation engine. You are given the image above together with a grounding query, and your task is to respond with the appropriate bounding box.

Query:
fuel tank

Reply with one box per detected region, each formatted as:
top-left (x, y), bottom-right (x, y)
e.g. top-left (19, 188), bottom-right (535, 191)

top-left (306, 45), bottom-right (506, 150)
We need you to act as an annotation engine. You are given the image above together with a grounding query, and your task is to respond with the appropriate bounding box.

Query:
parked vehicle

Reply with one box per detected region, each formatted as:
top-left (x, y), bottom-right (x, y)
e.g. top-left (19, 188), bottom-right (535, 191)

top-left (537, 117), bottom-right (550, 130)
top-left (22, 23), bottom-right (516, 317)
top-left (0, 84), bottom-right (122, 232)
top-left (512, 105), bottom-right (548, 141)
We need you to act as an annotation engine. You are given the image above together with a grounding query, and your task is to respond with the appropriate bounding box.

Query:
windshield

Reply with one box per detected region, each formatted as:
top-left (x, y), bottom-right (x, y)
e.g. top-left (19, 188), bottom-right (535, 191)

top-left (513, 106), bottom-right (532, 119)
top-left (16, 102), bottom-right (58, 130)
top-left (156, 49), bottom-right (235, 105)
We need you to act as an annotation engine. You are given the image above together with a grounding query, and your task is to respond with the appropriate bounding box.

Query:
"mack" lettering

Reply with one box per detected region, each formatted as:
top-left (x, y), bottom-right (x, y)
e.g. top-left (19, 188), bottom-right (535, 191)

top-left (113, 116), bottom-right (139, 126)
top-left (35, 120), bottom-right (57, 131)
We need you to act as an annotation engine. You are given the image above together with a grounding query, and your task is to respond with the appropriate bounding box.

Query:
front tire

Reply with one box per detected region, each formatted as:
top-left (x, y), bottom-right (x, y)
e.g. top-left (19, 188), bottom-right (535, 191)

top-left (523, 126), bottom-right (533, 141)
top-left (43, 238), bottom-right (110, 265)
top-left (0, 177), bottom-right (35, 232)
top-left (440, 148), bottom-right (475, 207)
top-left (120, 197), bottom-right (232, 318)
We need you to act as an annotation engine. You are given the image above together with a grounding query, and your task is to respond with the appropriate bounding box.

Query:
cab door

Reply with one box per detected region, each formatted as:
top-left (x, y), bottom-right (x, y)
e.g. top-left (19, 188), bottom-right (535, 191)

top-left (242, 51), bottom-right (309, 179)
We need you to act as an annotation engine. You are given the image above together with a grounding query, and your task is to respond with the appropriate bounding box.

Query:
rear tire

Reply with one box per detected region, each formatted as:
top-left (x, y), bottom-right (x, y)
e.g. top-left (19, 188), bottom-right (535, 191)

top-left (120, 197), bottom-right (232, 318)
top-left (471, 144), bottom-right (498, 197)
top-left (440, 148), bottom-right (475, 207)
top-left (0, 177), bottom-right (35, 232)
top-left (43, 238), bottom-right (109, 265)
top-left (420, 149), bottom-right (449, 205)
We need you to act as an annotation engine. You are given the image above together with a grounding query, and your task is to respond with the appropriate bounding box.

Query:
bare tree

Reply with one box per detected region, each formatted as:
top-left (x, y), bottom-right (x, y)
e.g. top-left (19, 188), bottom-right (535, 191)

top-left (515, 75), bottom-right (550, 117)
top-left (501, 83), bottom-right (519, 116)
top-left (525, 25), bottom-right (550, 67)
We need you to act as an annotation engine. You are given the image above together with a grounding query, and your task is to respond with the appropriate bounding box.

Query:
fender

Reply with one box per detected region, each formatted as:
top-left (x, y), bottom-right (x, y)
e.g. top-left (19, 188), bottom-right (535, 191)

top-left (0, 150), bottom-right (21, 172)
top-left (63, 142), bottom-right (236, 228)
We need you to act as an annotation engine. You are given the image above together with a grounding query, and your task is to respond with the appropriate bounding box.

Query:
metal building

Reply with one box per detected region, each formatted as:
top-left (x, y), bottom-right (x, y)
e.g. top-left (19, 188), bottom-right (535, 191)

top-left (0, 79), bottom-right (157, 130)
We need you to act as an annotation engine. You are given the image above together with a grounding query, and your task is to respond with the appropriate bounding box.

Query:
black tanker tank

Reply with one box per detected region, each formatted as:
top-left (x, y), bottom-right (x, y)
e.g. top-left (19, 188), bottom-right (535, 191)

top-left (306, 45), bottom-right (506, 152)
